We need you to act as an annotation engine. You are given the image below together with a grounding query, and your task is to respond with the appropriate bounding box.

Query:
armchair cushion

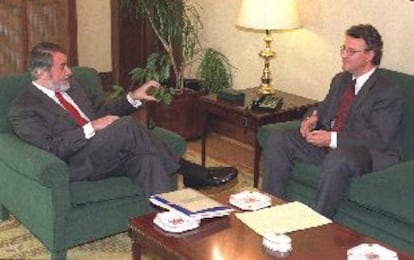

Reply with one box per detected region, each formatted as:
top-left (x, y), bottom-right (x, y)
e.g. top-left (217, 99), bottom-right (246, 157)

top-left (291, 162), bottom-right (321, 189)
top-left (70, 177), bottom-right (140, 206)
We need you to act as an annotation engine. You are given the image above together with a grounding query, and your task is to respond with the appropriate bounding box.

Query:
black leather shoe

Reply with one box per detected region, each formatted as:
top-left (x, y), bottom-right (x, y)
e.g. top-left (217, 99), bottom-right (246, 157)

top-left (183, 166), bottom-right (238, 188)
top-left (206, 166), bottom-right (238, 186)
top-left (180, 159), bottom-right (238, 188)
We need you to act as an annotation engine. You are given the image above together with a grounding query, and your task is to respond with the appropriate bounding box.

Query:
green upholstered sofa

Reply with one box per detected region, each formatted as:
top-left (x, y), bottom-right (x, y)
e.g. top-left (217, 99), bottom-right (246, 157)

top-left (258, 68), bottom-right (414, 254)
top-left (0, 67), bottom-right (187, 259)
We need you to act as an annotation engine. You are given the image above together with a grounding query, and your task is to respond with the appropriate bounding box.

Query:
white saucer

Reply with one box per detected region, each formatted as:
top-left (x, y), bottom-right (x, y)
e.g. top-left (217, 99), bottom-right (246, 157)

top-left (153, 211), bottom-right (200, 233)
top-left (229, 190), bottom-right (271, 211)
top-left (347, 243), bottom-right (398, 260)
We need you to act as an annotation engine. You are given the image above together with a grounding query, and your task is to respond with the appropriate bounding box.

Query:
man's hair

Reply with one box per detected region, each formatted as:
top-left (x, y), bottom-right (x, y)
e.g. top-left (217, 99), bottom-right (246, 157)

top-left (346, 24), bottom-right (383, 66)
top-left (28, 42), bottom-right (65, 79)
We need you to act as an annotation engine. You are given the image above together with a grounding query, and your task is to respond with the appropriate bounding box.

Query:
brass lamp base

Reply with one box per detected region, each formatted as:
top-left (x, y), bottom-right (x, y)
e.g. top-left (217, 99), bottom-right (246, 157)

top-left (257, 29), bottom-right (276, 95)
top-left (258, 83), bottom-right (276, 95)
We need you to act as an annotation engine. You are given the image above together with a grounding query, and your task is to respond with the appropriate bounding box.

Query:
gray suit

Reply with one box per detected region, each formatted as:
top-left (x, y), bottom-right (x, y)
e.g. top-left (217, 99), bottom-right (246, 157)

top-left (262, 69), bottom-right (403, 217)
top-left (8, 79), bottom-right (180, 199)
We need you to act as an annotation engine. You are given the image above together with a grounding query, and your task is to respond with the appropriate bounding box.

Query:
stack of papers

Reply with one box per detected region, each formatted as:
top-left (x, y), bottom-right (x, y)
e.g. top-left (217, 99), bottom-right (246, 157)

top-left (150, 188), bottom-right (234, 220)
top-left (235, 201), bottom-right (332, 235)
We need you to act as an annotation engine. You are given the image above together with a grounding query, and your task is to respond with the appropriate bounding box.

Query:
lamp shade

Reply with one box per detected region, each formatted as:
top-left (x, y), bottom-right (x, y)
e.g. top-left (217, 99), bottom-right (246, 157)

top-left (237, 0), bottom-right (301, 30)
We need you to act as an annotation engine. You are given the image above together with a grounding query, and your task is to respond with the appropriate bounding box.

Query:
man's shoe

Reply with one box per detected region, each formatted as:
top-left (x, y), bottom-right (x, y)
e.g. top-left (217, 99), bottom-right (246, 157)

top-left (183, 166), bottom-right (238, 188)
top-left (180, 159), bottom-right (238, 188)
top-left (206, 166), bottom-right (238, 186)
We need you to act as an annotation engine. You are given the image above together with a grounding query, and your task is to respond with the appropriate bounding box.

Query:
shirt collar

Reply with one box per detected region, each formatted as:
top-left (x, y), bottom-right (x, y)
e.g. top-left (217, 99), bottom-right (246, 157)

top-left (354, 67), bottom-right (377, 93)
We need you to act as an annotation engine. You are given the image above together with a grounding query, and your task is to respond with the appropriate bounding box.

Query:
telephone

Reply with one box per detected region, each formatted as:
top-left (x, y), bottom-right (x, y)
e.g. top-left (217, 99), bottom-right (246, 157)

top-left (250, 94), bottom-right (283, 112)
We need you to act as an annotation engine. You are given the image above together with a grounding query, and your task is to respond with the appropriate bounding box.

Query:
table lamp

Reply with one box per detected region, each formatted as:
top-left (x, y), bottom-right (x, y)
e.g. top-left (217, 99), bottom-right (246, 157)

top-left (237, 0), bottom-right (301, 95)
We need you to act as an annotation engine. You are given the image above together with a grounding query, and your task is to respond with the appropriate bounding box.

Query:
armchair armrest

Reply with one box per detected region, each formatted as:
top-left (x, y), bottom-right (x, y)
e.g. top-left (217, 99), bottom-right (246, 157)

top-left (349, 160), bottom-right (414, 221)
top-left (0, 133), bottom-right (72, 228)
top-left (258, 120), bottom-right (301, 147)
top-left (0, 133), bottom-right (70, 188)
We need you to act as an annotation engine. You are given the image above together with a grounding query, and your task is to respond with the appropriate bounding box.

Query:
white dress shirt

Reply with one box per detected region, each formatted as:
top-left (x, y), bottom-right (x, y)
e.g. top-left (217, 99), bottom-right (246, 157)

top-left (329, 67), bottom-right (377, 148)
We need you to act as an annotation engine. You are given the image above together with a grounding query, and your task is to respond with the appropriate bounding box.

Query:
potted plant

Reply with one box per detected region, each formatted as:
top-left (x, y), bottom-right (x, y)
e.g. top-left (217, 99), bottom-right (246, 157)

top-left (197, 48), bottom-right (233, 94)
top-left (122, 0), bottom-right (233, 138)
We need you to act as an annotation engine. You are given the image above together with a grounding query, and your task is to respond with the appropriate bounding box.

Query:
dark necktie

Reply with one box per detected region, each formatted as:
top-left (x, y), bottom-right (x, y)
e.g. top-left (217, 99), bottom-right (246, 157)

top-left (55, 92), bottom-right (89, 126)
top-left (331, 79), bottom-right (356, 132)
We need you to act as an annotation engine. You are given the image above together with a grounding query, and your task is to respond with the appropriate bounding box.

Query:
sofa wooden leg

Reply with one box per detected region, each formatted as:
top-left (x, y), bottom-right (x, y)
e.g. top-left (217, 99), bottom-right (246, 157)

top-left (0, 205), bottom-right (10, 220)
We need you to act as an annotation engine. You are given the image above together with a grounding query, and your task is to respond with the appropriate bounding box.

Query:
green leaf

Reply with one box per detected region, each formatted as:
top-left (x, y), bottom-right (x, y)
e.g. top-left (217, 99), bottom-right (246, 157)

top-left (129, 53), bottom-right (171, 85)
top-left (197, 48), bottom-right (234, 94)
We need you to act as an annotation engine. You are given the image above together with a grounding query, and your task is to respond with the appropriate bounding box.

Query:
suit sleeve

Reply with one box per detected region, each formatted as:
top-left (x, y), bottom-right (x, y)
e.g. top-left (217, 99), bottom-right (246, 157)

top-left (73, 79), bottom-right (136, 119)
top-left (8, 89), bottom-right (89, 160)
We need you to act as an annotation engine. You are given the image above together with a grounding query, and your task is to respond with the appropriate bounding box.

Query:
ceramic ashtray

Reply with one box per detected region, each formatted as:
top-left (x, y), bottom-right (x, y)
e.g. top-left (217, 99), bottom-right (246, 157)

top-left (262, 232), bottom-right (292, 258)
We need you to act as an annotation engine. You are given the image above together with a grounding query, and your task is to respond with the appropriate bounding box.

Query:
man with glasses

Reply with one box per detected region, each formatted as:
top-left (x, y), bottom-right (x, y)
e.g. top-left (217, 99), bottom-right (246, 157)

top-left (262, 24), bottom-right (403, 218)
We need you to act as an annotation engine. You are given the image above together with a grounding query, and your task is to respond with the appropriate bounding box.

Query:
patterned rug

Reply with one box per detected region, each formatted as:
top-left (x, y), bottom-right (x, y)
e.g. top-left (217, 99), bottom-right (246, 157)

top-left (0, 148), bottom-right (256, 259)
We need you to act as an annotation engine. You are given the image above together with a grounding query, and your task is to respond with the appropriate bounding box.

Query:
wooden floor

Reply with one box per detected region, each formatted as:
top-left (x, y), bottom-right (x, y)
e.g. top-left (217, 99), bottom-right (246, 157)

top-left (187, 132), bottom-right (255, 173)
top-left (133, 108), bottom-right (258, 176)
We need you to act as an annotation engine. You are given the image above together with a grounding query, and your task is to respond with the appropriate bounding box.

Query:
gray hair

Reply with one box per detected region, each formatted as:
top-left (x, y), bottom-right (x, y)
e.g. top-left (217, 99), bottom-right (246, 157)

top-left (28, 42), bottom-right (65, 79)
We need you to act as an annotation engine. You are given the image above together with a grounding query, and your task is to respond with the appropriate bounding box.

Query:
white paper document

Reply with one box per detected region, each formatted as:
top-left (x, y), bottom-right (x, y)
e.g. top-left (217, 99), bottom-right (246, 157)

top-left (235, 201), bottom-right (332, 235)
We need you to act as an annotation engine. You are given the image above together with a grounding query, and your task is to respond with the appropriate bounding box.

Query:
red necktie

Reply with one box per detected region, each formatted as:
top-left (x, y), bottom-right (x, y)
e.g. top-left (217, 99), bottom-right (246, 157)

top-left (55, 92), bottom-right (89, 126)
top-left (331, 79), bottom-right (356, 132)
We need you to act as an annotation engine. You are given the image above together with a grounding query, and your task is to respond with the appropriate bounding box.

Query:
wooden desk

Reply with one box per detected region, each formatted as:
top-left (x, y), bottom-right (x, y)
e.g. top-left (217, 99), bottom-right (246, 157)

top-left (199, 88), bottom-right (318, 187)
top-left (129, 192), bottom-right (414, 260)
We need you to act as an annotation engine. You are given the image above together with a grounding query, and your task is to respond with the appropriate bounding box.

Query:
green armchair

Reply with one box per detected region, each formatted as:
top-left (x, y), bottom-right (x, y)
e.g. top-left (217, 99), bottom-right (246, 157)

top-left (0, 67), bottom-right (187, 259)
top-left (257, 68), bottom-right (414, 254)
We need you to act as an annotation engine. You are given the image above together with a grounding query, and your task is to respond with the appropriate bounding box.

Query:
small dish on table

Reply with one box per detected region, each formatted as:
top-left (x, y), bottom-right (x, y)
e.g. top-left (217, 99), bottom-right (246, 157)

top-left (229, 190), bottom-right (271, 211)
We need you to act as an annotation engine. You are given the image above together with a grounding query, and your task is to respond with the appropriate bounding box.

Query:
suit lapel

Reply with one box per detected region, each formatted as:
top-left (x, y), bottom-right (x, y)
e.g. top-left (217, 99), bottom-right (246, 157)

top-left (350, 69), bottom-right (380, 111)
top-left (28, 83), bottom-right (89, 125)
top-left (66, 80), bottom-right (95, 120)
top-left (28, 84), bottom-right (73, 121)
top-left (342, 69), bottom-right (380, 130)
top-left (326, 74), bottom-right (353, 123)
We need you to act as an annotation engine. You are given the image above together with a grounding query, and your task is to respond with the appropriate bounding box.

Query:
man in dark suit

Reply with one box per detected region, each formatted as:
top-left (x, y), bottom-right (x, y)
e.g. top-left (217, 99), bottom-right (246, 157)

top-left (8, 42), bottom-right (237, 201)
top-left (262, 24), bottom-right (403, 218)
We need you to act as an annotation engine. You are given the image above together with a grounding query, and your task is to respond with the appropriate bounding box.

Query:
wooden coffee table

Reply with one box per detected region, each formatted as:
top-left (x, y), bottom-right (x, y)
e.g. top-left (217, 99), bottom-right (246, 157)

top-left (128, 192), bottom-right (414, 260)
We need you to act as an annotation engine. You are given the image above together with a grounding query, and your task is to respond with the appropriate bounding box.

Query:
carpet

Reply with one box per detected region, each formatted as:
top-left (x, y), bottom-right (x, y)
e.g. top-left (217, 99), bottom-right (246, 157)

top-left (0, 148), bottom-right (257, 259)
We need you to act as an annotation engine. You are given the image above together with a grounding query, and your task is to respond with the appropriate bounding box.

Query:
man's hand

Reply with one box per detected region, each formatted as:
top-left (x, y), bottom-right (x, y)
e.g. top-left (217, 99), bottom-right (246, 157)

top-left (129, 80), bottom-right (161, 102)
top-left (300, 110), bottom-right (318, 138)
top-left (305, 130), bottom-right (331, 147)
top-left (91, 115), bottom-right (120, 131)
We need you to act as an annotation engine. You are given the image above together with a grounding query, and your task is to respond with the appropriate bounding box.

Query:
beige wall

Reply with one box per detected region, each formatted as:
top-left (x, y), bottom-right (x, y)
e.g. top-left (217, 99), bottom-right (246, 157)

top-left (77, 0), bottom-right (414, 100)
top-left (193, 0), bottom-right (414, 100)
top-left (76, 0), bottom-right (111, 72)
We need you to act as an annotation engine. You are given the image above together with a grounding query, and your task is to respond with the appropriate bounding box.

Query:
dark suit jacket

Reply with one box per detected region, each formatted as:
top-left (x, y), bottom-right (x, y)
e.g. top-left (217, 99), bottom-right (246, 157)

top-left (316, 69), bottom-right (403, 169)
top-left (8, 79), bottom-right (136, 161)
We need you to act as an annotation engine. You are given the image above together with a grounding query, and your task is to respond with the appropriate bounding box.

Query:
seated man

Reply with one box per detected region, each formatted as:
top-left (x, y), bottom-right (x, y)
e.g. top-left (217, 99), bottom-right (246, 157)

top-left (8, 42), bottom-right (237, 201)
top-left (262, 24), bottom-right (403, 218)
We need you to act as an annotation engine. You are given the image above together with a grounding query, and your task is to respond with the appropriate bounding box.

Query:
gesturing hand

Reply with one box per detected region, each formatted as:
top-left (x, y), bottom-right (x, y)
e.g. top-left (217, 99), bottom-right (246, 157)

top-left (129, 80), bottom-right (161, 102)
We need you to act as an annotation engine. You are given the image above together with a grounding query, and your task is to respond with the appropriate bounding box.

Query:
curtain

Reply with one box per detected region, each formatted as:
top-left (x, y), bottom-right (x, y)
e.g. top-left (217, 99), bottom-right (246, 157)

top-left (0, 0), bottom-right (77, 75)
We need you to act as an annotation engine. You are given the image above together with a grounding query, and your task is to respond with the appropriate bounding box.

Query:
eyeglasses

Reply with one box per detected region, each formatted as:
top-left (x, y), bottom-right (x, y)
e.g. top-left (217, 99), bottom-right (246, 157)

top-left (340, 45), bottom-right (368, 56)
